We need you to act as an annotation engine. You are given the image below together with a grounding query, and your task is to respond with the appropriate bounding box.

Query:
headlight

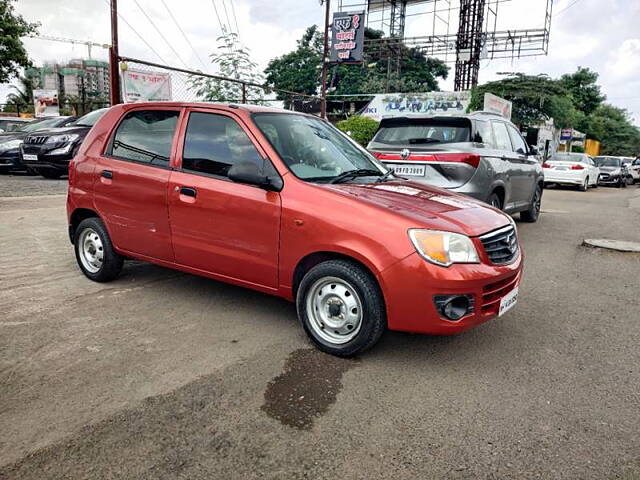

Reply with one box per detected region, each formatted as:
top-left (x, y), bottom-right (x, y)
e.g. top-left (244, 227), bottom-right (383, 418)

top-left (408, 229), bottom-right (479, 267)
top-left (0, 139), bottom-right (23, 152)
top-left (45, 134), bottom-right (79, 144)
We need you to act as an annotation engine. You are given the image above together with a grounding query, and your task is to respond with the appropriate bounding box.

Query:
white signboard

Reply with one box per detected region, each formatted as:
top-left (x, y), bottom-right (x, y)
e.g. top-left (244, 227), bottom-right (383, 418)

top-left (362, 91), bottom-right (471, 121)
top-left (122, 68), bottom-right (172, 103)
top-left (483, 92), bottom-right (512, 120)
top-left (33, 89), bottom-right (60, 117)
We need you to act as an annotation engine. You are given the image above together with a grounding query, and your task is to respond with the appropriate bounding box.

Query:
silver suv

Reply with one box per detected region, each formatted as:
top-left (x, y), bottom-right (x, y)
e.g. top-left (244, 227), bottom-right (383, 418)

top-left (367, 111), bottom-right (544, 222)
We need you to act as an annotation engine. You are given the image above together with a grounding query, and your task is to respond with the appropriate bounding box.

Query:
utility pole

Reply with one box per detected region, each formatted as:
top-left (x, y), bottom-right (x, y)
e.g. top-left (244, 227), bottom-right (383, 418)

top-left (109, 0), bottom-right (121, 105)
top-left (320, 0), bottom-right (331, 119)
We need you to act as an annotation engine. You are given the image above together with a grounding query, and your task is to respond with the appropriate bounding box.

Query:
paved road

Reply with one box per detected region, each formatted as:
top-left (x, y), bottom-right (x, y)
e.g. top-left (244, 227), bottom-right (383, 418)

top-left (1, 176), bottom-right (639, 479)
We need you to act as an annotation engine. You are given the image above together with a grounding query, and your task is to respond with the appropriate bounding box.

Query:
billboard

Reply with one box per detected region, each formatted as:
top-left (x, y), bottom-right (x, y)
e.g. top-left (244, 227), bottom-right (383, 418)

top-left (483, 92), bottom-right (512, 120)
top-left (122, 68), bottom-right (172, 103)
top-left (329, 11), bottom-right (365, 63)
top-left (33, 89), bottom-right (60, 117)
top-left (361, 91), bottom-right (471, 121)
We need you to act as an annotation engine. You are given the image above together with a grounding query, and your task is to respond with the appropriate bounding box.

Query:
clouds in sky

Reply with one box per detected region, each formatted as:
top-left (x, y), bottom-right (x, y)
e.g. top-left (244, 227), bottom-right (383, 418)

top-left (5, 0), bottom-right (640, 124)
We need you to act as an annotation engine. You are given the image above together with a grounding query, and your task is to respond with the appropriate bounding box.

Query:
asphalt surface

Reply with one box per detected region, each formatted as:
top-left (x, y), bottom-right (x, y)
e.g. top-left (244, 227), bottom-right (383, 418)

top-left (1, 176), bottom-right (639, 479)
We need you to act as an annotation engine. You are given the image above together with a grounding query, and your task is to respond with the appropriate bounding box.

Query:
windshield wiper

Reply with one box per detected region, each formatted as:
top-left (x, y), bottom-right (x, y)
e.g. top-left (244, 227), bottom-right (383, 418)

top-left (375, 169), bottom-right (397, 183)
top-left (408, 138), bottom-right (441, 144)
top-left (330, 169), bottom-right (382, 184)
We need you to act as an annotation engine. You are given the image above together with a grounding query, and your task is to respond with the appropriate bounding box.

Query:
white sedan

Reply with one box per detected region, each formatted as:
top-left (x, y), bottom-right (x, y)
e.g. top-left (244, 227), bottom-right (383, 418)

top-left (543, 152), bottom-right (600, 191)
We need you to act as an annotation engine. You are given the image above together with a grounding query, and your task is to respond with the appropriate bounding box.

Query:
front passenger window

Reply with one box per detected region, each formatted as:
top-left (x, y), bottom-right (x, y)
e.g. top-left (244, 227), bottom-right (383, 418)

top-left (182, 112), bottom-right (265, 178)
top-left (506, 124), bottom-right (528, 155)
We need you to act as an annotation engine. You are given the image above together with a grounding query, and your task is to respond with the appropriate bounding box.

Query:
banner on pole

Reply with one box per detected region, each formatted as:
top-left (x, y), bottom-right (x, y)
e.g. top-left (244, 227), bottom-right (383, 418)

top-left (33, 89), bottom-right (60, 117)
top-left (362, 91), bottom-right (471, 121)
top-left (329, 11), bottom-right (366, 63)
top-left (122, 68), bottom-right (172, 103)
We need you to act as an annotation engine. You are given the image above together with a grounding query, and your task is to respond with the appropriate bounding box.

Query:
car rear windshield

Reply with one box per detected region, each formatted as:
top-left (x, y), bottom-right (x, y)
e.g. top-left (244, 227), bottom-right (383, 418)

top-left (550, 153), bottom-right (584, 162)
top-left (594, 157), bottom-right (621, 167)
top-left (370, 118), bottom-right (471, 146)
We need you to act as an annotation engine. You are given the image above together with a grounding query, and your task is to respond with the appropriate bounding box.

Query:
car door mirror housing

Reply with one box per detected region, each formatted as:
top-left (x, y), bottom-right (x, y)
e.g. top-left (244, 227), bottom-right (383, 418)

top-left (527, 145), bottom-right (539, 156)
top-left (228, 161), bottom-right (283, 192)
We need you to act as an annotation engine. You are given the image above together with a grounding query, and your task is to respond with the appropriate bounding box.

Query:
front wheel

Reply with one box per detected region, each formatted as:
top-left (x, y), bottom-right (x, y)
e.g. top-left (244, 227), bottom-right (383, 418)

top-left (74, 217), bottom-right (123, 282)
top-left (520, 185), bottom-right (542, 223)
top-left (296, 260), bottom-right (386, 357)
top-left (487, 192), bottom-right (503, 210)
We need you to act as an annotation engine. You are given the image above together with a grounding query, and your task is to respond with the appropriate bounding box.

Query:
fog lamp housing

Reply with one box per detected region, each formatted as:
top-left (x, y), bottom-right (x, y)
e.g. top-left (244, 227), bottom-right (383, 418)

top-left (433, 294), bottom-right (475, 321)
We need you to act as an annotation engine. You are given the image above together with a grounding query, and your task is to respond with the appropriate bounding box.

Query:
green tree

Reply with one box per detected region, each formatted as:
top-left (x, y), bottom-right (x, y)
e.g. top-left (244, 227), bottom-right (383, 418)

top-left (581, 104), bottom-right (640, 156)
top-left (336, 115), bottom-right (379, 146)
top-left (559, 67), bottom-right (605, 116)
top-left (0, 0), bottom-right (39, 83)
top-left (189, 32), bottom-right (265, 104)
top-left (2, 75), bottom-right (34, 113)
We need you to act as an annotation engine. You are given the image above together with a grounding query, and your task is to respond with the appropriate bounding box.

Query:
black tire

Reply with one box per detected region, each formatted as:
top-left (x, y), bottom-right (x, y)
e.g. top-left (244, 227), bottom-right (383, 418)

top-left (487, 191), bottom-right (503, 210)
top-left (520, 184), bottom-right (542, 223)
top-left (74, 217), bottom-right (123, 282)
top-left (36, 168), bottom-right (63, 179)
top-left (296, 260), bottom-right (386, 357)
top-left (579, 177), bottom-right (589, 192)
top-left (619, 178), bottom-right (627, 188)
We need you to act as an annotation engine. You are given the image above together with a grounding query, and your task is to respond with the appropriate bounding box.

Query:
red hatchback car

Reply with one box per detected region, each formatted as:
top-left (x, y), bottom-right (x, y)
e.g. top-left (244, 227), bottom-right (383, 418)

top-left (67, 103), bottom-right (523, 356)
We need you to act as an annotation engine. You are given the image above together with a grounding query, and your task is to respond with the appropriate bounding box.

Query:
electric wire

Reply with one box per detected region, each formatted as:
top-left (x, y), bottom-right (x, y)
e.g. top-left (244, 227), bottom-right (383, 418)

top-left (159, 0), bottom-right (209, 71)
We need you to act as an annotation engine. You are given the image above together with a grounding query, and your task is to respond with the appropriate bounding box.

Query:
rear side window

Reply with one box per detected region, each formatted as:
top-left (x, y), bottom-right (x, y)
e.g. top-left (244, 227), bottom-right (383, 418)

top-left (109, 110), bottom-right (179, 166)
top-left (181, 112), bottom-right (265, 178)
top-left (473, 120), bottom-right (495, 147)
top-left (371, 119), bottom-right (470, 145)
top-left (491, 122), bottom-right (513, 152)
top-left (506, 124), bottom-right (528, 154)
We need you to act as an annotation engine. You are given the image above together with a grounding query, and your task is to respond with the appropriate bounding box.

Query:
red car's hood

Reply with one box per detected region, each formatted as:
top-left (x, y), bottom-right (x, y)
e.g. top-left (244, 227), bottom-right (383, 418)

top-left (325, 180), bottom-right (510, 237)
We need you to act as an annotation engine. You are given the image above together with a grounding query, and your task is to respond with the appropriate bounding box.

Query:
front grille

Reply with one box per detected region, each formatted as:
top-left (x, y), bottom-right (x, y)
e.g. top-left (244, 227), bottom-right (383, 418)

top-left (25, 135), bottom-right (48, 145)
top-left (480, 225), bottom-right (518, 264)
top-left (480, 273), bottom-right (519, 315)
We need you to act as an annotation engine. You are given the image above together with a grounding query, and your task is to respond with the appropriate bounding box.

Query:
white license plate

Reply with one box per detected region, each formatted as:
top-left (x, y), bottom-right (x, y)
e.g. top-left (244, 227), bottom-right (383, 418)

top-left (388, 163), bottom-right (426, 177)
top-left (23, 154), bottom-right (38, 161)
top-left (499, 286), bottom-right (519, 317)
top-left (555, 166), bottom-right (568, 171)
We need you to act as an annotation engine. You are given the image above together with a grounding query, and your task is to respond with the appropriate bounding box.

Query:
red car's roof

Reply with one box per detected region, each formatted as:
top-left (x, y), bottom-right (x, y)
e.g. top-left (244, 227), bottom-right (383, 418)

top-left (113, 102), bottom-right (304, 115)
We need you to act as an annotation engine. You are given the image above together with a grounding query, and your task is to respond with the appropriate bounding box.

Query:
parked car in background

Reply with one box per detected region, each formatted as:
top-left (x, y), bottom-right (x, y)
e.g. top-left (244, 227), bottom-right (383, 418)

top-left (0, 116), bottom-right (76, 173)
top-left (594, 156), bottom-right (630, 188)
top-left (21, 108), bottom-right (107, 179)
top-left (0, 116), bottom-right (33, 133)
top-left (367, 111), bottom-right (544, 222)
top-left (629, 158), bottom-right (640, 182)
top-left (542, 152), bottom-right (599, 191)
top-left (67, 103), bottom-right (523, 356)
top-left (621, 157), bottom-right (639, 184)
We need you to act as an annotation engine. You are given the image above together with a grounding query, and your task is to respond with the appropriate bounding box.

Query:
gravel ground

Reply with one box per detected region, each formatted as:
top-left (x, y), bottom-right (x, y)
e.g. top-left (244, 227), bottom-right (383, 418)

top-left (0, 172), bottom-right (68, 196)
top-left (1, 176), bottom-right (639, 479)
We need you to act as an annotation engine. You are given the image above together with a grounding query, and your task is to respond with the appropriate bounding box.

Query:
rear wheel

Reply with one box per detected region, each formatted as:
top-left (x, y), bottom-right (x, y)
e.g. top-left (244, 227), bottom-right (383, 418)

top-left (36, 168), bottom-right (63, 179)
top-left (74, 217), bottom-right (123, 282)
top-left (579, 177), bottom-right (589, 192)
top-left (520, 185), bottom-right (542, 223)
top-left (296, 260), bottom-right (386, 357)
top-left (487, 192), bottom-right (503, 210)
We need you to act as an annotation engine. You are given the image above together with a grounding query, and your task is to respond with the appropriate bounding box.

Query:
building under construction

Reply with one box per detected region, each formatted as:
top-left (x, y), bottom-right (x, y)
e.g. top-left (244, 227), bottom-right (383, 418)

top-left (336, 0), bottom-right (554, 91)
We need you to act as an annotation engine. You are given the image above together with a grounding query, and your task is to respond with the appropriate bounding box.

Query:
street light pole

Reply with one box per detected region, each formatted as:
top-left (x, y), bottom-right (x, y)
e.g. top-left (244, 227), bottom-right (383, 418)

top-left (320, 0), bottom-right (331, 119)
top-left (109, 0), bottom-right (121, 105)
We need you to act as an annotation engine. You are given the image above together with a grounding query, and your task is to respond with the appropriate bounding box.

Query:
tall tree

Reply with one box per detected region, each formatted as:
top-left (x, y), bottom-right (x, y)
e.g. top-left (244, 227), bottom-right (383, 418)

top-left (189, 32), bottom-right (265, 104)
top-left (2, 75), bottom-right (34, 113)
top-left (0, 0), bottom-right (38, 83)
top-left (559, 67), bottom-right (605, 116)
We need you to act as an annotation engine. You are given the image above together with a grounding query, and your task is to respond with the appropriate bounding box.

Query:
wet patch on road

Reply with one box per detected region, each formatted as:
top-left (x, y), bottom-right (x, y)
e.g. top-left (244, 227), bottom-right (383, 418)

top-left (261, 348), bottom-right (357, 430)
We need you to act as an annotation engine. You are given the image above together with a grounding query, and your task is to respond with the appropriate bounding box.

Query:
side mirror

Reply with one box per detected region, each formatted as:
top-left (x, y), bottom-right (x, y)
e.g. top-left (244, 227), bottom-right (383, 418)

top-left (228, 161), bottom-right (283, 192)
top-left (527, 145), bottom-right (539, 156)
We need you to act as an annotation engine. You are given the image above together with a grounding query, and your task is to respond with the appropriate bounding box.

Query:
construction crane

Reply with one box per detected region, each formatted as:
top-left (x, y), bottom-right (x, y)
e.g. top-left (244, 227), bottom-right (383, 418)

top-left (30, 34), bottom-right (110, 59)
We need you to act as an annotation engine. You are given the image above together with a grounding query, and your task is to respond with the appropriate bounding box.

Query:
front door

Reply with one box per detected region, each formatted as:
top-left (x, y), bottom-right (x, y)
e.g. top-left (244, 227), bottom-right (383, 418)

top-left (167, 109), bottom-right (281, 289)
top-left (506, 123), bottom-right (537, 206)
top-left (92, 107), bottom-right (182, 261)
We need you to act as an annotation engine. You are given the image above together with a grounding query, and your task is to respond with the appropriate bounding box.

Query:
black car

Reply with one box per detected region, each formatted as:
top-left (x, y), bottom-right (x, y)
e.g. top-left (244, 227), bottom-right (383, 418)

top-left (0, 116), bottom-right (75, 173)
top-left (21, 108), bottom-right (108, 179)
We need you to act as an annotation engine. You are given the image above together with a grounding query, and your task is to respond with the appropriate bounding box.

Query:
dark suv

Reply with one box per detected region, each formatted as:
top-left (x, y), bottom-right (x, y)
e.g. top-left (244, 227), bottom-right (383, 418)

top-left (21, 108), bottom-right (107, 179)
top-left (367, 112), bottom-right (544, 222)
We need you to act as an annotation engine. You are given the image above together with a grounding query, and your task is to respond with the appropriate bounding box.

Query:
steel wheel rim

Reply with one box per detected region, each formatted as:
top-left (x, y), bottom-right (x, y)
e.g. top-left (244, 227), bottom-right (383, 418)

top-left (534, 189), bottom-right (541, 214)
top-left (491, 196), bottom-right (501, 209)
top-left (305, 276), bottom-right (363, 345)
top-left (79, 228), bottom-right (104, 273)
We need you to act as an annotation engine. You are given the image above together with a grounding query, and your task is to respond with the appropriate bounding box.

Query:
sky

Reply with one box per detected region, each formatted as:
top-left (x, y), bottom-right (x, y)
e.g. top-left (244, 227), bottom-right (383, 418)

top-left (4, 0), bottom-right (640, 124)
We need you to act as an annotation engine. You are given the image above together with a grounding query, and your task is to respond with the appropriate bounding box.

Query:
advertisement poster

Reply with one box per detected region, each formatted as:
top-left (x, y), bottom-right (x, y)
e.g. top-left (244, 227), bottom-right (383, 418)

top-left (33, 89), bottom-right (60, 117)
top-left (483, 92), bottom-right (512, 120)
top-left (362, 91), bottom-right (471, 121)
top-left (329, 11), bottom-right (365, 63)
top-left (122, 68), bottom-right (172, 103)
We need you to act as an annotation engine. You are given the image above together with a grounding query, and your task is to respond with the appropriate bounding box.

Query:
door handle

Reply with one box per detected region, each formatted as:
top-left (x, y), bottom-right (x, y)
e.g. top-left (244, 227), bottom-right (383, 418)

top-left (179, 186), bottom-right (197, 198)
top-left (101, 170), bottom-right (113, 179)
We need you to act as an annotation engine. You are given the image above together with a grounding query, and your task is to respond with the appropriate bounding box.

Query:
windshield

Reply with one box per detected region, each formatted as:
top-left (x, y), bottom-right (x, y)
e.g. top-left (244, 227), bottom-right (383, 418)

top-left (17, 118), bottom-right (60, 133)
top-left (71, 108), bottom-right (107, 127)
top-left (594, 157), bottom-right (621, 167)
top-left (371, 118), bottom-right (471, 146)
top-left (252, 113), bottom-right (384, 182)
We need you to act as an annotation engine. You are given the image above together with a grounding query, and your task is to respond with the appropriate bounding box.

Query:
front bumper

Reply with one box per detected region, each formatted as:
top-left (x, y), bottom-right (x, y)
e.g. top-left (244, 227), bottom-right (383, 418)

top-left (20, 145), bottom-right (73, 172)
top-left (597, 173), bottom-right (621, 185)
top-left (379, 250), bottom-right (523, 335)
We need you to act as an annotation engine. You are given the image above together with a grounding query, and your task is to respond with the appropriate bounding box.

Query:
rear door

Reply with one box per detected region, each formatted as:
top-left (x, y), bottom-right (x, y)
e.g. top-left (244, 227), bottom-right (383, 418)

top-left (167, 108), bottom-right (281, 289)
top-left (93, 107), bottom-right (181, 261)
